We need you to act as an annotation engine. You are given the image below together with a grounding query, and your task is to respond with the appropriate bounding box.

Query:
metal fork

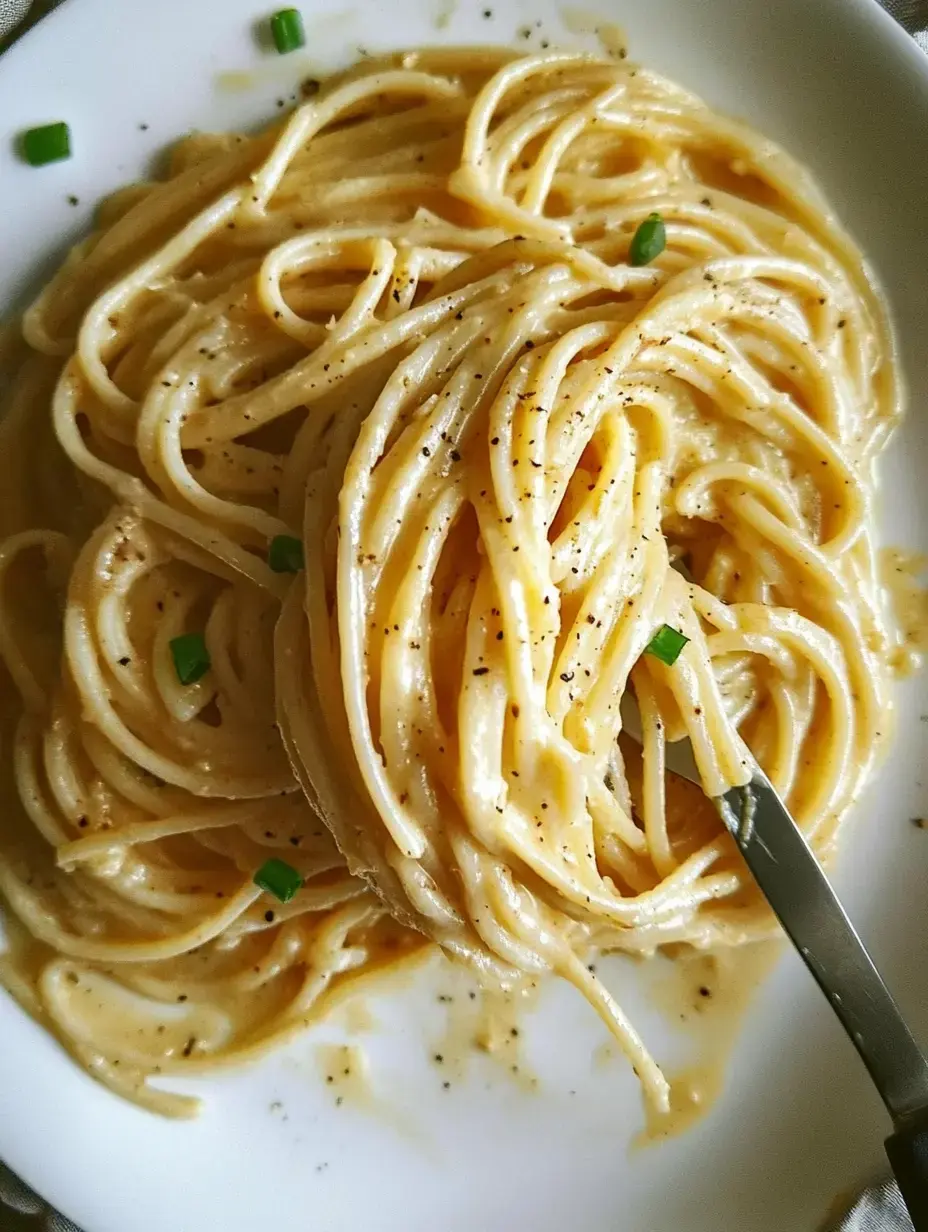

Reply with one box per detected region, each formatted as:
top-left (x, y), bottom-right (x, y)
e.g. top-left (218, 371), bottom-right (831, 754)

top-left (620, 691), bottom-right (928, 1228)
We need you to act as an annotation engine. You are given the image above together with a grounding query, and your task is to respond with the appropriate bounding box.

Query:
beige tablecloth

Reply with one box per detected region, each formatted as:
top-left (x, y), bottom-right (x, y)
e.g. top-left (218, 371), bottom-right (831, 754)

top-left (0, 1), bottom-right (927, 1228)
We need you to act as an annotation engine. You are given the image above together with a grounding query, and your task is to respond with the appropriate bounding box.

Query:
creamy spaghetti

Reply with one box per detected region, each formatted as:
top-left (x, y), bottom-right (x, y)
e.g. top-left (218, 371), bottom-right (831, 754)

top-left (0, 46), bottom-right (906, 1121)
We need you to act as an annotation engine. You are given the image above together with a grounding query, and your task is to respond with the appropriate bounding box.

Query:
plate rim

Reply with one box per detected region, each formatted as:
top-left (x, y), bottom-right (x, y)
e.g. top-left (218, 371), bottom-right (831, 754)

top-left (1, 1), bottom-right (928, 1229)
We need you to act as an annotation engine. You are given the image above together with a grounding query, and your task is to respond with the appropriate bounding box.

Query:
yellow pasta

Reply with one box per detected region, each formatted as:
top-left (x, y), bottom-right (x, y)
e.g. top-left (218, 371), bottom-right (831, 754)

top-left (0, 46), bottom-right (903, 1121)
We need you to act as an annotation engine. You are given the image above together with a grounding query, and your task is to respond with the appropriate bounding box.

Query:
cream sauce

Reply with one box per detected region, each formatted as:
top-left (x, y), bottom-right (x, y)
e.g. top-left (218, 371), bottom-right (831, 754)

top-left (434, 0), bottom-right (457, 31)
top-left (434, 976), bottom-right (540, 1093)
top-left (315, 1042), bottom-right (376, 1110)
top-left (880, 547), bottom-right (928, 677)
top-left (560, 7), bottom-right (628, 57)
top-left (640, 942), bottom-right (781, 1142)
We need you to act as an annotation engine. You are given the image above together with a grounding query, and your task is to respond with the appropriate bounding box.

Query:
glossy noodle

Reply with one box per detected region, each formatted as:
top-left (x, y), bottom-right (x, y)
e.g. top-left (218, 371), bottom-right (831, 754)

top-left (0, 47), bottom-right (904, 1120)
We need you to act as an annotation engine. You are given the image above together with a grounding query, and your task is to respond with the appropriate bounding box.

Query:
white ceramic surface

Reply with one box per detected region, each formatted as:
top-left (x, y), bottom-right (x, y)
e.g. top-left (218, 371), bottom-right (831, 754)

top-left (1, 2), bottom-right (927, 1229)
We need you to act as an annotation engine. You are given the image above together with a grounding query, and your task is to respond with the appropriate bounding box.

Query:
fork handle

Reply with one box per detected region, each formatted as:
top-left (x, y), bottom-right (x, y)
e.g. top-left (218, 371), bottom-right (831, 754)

top-left (886, 1110), bottom-right (928, 1230)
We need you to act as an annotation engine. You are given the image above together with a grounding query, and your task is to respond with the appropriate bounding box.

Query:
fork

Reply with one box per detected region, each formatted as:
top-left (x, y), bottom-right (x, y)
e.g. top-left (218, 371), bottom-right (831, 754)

top-left (620, 692), bottom-right (928, 1229)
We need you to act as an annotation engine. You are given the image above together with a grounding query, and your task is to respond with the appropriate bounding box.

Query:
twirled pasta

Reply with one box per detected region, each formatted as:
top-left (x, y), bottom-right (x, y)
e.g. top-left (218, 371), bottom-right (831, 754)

top-left (0, 46), bottom-right (905, 1121)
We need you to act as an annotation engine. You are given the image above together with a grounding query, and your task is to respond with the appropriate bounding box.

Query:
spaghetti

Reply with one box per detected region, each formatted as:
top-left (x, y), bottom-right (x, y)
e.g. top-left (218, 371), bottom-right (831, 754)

top-left (0, 46), bottom-right (904, 1120)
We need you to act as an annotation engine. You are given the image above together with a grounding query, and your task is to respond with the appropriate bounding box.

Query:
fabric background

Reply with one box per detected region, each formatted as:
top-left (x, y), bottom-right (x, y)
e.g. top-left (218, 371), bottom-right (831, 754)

top-left (0, 0), bottom-right (927, 1228)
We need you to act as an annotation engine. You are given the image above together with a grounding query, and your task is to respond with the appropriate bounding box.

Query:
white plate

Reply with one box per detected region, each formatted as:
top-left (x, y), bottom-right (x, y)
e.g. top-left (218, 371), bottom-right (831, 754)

top-left (1, 1), bottom-right (928, 1229)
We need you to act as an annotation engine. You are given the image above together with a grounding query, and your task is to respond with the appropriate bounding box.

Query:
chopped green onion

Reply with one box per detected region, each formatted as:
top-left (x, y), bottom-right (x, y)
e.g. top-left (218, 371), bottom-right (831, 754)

top-left (254, 858), bottom-right (303, 903)
top-left (270, 8), bottom-right (305, 53)
top-left (644, 624), bottom-right (689, 667)
top-left (21, 122), bottom-right (71, 167)
top-left (268, 534), bottom-right (304, 573)
top-left (169, 633), bottom-right (211, 685)
top-left (629, 212), bottom-right (666, 266)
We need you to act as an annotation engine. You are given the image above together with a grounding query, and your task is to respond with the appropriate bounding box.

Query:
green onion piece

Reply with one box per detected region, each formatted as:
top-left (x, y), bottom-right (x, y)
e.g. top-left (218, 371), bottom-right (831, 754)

top-left (21, 122), bottom-right (71, 167)
top-left (268, 534), bottom-right (304, 573)
top-left (169, 633), bottom-right (211, 685)
top-left (644, 624), bottom-right (689, 667)
top-left (254, 858), bottom-right (303, 903)
top-left (270, 8), bottom-right (305, 53)
top-left (629, 212), bottom-right (666, 266)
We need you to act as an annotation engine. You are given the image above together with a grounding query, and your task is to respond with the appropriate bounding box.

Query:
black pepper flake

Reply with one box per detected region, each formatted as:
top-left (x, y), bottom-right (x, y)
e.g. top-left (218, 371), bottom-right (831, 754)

top-left (264, 910), bottom-right (275, 923)
top-left (117, 656), bottom-right (131, 666)
top-left (450, 450), bottom-right (461, 462)
top-left (473, 667), bottom-right (490, 676)
top-left (422, 446), bottom-right (431, 457)
top-left (560, 671), bottom-right (574, 683)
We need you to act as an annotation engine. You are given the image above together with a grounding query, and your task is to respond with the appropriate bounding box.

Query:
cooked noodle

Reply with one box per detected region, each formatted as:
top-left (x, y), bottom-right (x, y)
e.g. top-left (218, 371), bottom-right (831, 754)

top-left (0, 46), bottom-right (903, 1120)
